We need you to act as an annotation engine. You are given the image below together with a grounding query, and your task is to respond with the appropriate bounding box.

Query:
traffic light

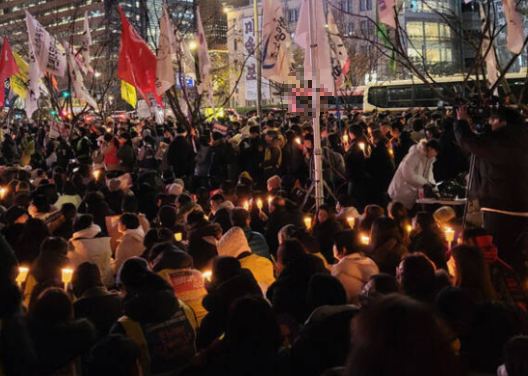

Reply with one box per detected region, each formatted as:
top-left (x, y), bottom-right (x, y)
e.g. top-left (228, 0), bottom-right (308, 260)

top-left (51, 110), bottom-right (57, 115)
top-left (62, 91), bottom-right (70, 98)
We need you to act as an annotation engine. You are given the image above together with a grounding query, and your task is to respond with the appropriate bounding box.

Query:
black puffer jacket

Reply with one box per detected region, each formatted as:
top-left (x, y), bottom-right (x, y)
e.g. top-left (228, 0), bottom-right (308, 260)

top-left (454, 119), bottom-right (528, 212)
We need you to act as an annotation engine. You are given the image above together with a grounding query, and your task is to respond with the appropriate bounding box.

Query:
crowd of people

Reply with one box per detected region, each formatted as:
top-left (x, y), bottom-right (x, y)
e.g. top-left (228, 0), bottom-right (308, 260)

top-left (1, 106), bottom-right (528, 376)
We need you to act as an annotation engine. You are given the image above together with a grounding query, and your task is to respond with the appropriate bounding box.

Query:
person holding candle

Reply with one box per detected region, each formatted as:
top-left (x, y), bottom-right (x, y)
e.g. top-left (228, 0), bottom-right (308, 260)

top-left (367, 216), bottom-right (409, 276)
top-left (345, 125), bottom-right (369, 209)
top-left (28, 288), bottom-right (97, 376)
top-left (217, 227), bottom-right (275, 295)
top-left (312, 205), bottom-right (344, 263)
top-left (230, 208), bottom-right (271, 260)
top-left (25, 237), bottom-right (71, 309)
top-left (332, 230), bottom-right (379, 304)
top-left (409, 212), bottom-right (448, 271)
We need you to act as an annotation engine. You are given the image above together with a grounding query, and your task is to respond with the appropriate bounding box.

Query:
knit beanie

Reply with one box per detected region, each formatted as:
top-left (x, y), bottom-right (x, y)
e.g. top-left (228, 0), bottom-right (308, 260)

top-left (218, 226), bottom-right (251, 258)
top-left (433, 206), bottom-right (456, 226)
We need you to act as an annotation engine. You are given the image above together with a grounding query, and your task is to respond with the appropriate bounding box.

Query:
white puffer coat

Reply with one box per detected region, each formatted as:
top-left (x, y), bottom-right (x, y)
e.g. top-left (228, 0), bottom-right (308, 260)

top-left (388, 140), bottom-right (436, 209)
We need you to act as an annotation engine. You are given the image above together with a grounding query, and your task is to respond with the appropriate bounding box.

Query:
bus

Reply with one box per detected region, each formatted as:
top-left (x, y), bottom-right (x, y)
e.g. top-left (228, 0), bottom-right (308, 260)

top-left (363, 73), bottom-right (528, 112)
top-left (328, 86), bottom-right (365, 113)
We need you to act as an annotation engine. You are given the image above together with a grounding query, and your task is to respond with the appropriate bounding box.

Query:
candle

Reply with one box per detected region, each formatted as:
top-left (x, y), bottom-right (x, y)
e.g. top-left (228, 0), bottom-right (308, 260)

top-left (204, 215), bottom-right (209, 221)
top-left (295, 137), bottom-right (302, 145)
top-left (343, 134), bottom-right (349, 144)
top-left (445, 227), bottom-right (455, 243)
top-left (304, 216), bottom-right (312, 230)
top-left (267, 196), bottom-right (273, 207)
top-left (359, 142), bottom-right (365, 151)
top-left (361, 234), bottom-right (370, 245)
top-left (257, 199), bottom-right (263, 210)
top-left (346, 217), bottom-right (355, 229)
top-left (389, 148), bottom-right (394, 157)
top-left (243, 201), bottom-right (249, 211)
top-left (406, 225), bottom-right (413, 234)
top-left (61, 268), bottom-right (73, 289)
top-left (106, 127), bottom-right (112, 133)
top-left (202, 271), bottom-right (212, 282)
top-left (16, 267), bottom-right (29, 287)
top-left (93, 170), bottom-right (101, 180)
top-left (174, 233), bottom-right (182, 242)
top-left (0, 187), bottom-right (6, 200)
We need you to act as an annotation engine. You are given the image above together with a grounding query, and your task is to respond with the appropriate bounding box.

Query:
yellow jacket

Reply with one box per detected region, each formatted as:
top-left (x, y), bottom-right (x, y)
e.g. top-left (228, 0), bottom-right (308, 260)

top-left (239, 253), bottom-right (275, 294)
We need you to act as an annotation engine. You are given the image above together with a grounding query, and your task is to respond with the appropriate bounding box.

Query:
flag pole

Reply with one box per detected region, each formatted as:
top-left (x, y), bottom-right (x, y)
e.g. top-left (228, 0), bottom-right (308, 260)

top-left (254, 0), bottom-right (262, 120)
top-left (307, 0), bottom-right (324, 210)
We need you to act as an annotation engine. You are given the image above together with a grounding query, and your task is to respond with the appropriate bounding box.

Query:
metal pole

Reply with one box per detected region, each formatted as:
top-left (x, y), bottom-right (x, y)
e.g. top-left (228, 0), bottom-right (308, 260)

top-left (307, 0), bottom-right (324, 209)
top-left (254, 0), bottom-right (262, 119)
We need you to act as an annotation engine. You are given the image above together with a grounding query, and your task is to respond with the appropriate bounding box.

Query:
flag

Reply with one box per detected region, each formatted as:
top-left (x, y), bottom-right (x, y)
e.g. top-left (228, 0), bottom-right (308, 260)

top-left (378, 0), bottom-right (396, 29)
top-left (26, 46), bottom-right (41, 119)
top-left (376, 4), bottom-right (396, 71)
top-left (11, 53), bottom-right (28, 99)
top-left (502, 0), bottom-right (524, 54)
top-left (294, 0), bottom-right (334, 94)
top-left (479, 3), bottom-right (499, 91)
top-left (121, 80), bottom-right (137, 108)
top-left (196, 6), bottom-right (214, 107)
top-left (25, 10), bottom-right (67, 77)
top-left (175, 30), bottom-right (196, 79)
top-left (82, 11), bottom-right (93, 74)
top-left (118, 6), bottom-right (161, 106)
top-left (327, 10), bottom-right (349, 90)
top-left (0, 37), bottom-right (19, 106)
top-left (261, 0), bottom-right (293, 83)
top-left (65, 42), bottom-right (98, 109)
top-left (156, 6), bottom-right (176, 96)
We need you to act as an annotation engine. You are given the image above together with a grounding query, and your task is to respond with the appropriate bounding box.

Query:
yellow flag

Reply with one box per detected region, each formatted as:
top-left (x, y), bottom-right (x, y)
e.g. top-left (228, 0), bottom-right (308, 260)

top-left (10, 53), bottom-right (28, 99)
top-left (121, 80), bottom-right (136, 108)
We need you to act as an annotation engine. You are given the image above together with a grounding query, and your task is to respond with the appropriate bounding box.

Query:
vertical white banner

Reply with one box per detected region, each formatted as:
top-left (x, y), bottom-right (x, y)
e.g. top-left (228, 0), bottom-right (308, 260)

top-left (243, 17), bottom-right (270, 102)
top-left (501, 0), bottom-right (524, 54)
top-left (25, 10), bottom-right (67, 77)
top-left (378, 0), bottom-right (396, 29)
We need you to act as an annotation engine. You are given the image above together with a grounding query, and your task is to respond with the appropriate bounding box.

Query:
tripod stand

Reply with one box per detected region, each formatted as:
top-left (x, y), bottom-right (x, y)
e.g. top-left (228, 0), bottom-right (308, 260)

top-left (301, 178), bottom-right (338, 212)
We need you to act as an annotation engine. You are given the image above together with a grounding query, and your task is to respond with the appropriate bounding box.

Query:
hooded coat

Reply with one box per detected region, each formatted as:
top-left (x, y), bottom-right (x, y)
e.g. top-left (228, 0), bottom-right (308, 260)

top-left (388, 139), bottom-right (436, 209)
top-left (68, 224), bottom-right (114, 287)
top-left (331, 254), bottom-right (379, 304)
top-left (114, 227), bottom-right (146, 274)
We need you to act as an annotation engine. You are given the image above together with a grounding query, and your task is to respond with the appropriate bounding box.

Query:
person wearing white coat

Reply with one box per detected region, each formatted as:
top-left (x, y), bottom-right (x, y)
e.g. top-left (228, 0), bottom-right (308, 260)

top-left (331, 230), bottom-right (379, 304)
top-left (113, 213), bottom-right (146, 274)
top-left (388, 139), bottom-right (441, 210)
top-left (68, 214), bottom-right (114, 287)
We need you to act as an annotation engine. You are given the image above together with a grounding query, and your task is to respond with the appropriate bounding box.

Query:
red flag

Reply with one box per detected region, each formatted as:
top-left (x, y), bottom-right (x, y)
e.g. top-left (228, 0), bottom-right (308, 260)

top-left (0, 37), bottom-right (19, 106)
top-left (117, 6), bottom-right (161, 106)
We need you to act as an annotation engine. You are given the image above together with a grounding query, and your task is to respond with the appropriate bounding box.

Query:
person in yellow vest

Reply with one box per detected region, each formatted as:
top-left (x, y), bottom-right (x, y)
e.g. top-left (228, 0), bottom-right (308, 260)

top-left (152, 244), bottom-right (208, 326)
top-left (111, 258), bottom-right (197, 376)
top-left (217, 226), bottom-right (275, 295)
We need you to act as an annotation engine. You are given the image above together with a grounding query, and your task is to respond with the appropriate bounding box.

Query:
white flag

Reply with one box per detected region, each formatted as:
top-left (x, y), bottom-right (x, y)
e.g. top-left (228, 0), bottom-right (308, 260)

top-left (261, 0), bottom-right (292, 83)
top-left (175, 30), bottom-right (196, 79)
top-left (25, 47), bottom-right (41, 119)
top-left (25, 10), bottom-right (67, 77)
top-left (378, 0), bottom-right (396, 29)
top-left (156, 7), bottom-right (176, 96)
top-left (480, 3), bottom-right (499, 91)
top-left (65, 42), bottom-right (98, 109)
top-left (294, 0), bottom-right (334, 94)
top-left (196, 6), bottom-right (214, 107)
top-left (502, 0), bottom-right (524, 54)
top-left (82, 12), bottom-right (93, 74)
top-left (327, 10), bottom-right (349, 90)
